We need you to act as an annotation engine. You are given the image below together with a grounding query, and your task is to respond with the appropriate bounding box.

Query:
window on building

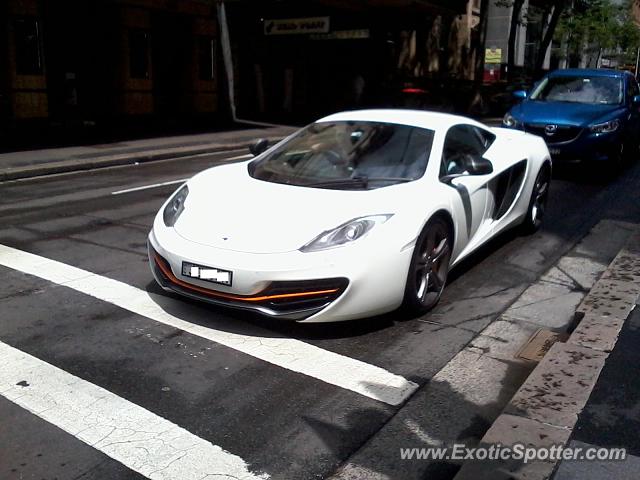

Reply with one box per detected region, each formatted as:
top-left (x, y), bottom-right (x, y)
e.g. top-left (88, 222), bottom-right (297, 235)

top-left (14, 17), bottom-right (43, 75)
top-left (129, 30), bottom-right (150, 79)
top-left (198, 37), bottom-right (216, 81)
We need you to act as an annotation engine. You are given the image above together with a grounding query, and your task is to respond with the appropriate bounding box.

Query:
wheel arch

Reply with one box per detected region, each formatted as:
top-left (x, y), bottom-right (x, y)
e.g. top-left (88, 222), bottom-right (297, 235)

top-left (428, 209), bottom-right (456, 251)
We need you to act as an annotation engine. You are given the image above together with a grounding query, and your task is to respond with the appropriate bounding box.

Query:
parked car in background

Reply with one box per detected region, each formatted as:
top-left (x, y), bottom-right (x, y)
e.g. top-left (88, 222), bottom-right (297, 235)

top-left (503, 69), bottom-right (640, 167)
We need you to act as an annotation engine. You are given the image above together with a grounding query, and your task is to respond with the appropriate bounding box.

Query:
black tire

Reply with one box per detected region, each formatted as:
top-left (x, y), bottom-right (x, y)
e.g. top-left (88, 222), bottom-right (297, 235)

top-left (521, 165), bottom-right (550, 234)
top-left (402, 217), bottom-right (452, 315)
top-left (612, 140), bottom-right (627, 172)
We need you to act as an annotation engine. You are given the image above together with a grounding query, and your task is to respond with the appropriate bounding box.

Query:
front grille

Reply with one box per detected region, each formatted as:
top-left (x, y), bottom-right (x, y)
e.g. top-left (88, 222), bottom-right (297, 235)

top-left (524, 123), bottom-right (582, 144)
top-left (149, 244), bottom-right (348, 319)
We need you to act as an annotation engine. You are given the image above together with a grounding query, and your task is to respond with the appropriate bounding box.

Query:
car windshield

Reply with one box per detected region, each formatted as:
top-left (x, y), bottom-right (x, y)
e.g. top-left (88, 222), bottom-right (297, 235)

top-left (529, 75), bottom-right (623, 105)
top-left (248, 121), bottom-right (435, 190)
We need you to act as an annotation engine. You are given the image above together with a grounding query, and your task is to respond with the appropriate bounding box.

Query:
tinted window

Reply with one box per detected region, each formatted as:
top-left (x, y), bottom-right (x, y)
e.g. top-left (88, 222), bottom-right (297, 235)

top-left (440, 125), bottom-right (488, 177)
top-left (14, 17), bottom-right (43, 75)
top-left (249, 121), bottom-right (435, 189)
top-left (530, 75), bottom-right (623, 105)
top-left (198, 37), bottom-right (215, 81)
top-left (129, 30), bottom-right (150, 79)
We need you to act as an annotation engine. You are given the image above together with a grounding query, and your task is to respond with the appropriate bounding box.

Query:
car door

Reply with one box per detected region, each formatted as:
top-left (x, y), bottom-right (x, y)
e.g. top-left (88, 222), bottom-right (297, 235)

top-left (440, 124), bottom-right (493, 258)
top-left (626, 76), bottom-right (640, 139)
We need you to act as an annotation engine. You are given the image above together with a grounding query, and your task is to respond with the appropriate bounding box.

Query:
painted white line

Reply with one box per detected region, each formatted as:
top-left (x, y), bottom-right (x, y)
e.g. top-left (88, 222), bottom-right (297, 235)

top-left (110, 154), bottom-right (252, 195)
top-left (111, 179), bottom-right (188, 195)
top-left (0, 341), bottom-right (267, 480)
top-left (0, 244), bottom-right (418, 406)
top-left (224, 153), bottom-right (253, 161)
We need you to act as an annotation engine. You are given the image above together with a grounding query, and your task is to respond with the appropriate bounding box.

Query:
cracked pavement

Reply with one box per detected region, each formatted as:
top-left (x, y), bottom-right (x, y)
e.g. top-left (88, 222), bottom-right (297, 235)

top-left (2, 150), bottom-right (640, 479)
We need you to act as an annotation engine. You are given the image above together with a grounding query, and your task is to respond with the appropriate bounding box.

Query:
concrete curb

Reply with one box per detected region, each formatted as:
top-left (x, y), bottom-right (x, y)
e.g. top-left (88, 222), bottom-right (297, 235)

top-left (454, 228), bottom-right (640, 480)
top-left (0, 135), bottom-right (287, 182)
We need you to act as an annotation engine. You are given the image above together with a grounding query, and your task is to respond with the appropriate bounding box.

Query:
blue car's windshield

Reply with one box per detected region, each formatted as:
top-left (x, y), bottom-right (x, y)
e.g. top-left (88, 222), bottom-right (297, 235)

top-left (529, 75), bottom-right (623, 105)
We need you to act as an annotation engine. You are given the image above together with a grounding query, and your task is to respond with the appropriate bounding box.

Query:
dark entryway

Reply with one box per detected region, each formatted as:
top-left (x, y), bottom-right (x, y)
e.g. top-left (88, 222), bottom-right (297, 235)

top-left (151, 12), bottom-right (191, 119)
top-left (42, 0), bottom-right (116, 123)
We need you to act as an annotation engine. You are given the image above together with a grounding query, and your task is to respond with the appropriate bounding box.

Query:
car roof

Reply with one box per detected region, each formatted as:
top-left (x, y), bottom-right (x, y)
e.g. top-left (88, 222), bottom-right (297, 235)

top-left (548, 68), bottom-right (630, 79)
top-left (316, 109), bottom-right (486, 131)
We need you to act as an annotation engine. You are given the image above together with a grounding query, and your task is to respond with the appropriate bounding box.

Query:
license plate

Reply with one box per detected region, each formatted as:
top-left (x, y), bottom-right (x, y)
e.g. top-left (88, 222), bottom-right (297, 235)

top-left (549, 148), bottom-right (561, 155)
top-left (182, 261), bottom-right (233, 286)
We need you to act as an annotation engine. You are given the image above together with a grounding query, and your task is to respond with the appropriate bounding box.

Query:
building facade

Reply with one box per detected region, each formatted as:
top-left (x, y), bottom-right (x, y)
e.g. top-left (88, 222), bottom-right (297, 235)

top-left (484, 0), bottom-right (551, 80)
top-left (1, 0), bottom-right (219, 128)
top-left (2, 0), bottom-right (481, 129)
top-left (223, 0), bottom-right (472, 122)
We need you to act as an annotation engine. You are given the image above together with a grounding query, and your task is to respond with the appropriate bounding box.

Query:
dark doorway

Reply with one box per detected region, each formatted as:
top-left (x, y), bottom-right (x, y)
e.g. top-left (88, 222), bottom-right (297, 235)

top-left (151, 12), bottom-right (191, 119)
top-left (42, 0), bottom-right (115, 123)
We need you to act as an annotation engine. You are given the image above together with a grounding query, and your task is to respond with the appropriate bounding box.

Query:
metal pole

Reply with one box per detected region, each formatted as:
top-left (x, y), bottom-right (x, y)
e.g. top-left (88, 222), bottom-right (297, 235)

top-left (635, 46), bottom-right (640, 78)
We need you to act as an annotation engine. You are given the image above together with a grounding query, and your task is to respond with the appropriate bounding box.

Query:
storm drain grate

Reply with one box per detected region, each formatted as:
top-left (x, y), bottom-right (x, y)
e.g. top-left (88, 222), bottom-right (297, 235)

top-left (516, 328), bottom-right (568, 362)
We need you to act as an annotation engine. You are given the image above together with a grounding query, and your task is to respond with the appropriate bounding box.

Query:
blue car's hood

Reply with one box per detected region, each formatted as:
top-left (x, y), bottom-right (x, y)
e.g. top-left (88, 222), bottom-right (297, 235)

top-left (513, 101), bottom-right (625, 126)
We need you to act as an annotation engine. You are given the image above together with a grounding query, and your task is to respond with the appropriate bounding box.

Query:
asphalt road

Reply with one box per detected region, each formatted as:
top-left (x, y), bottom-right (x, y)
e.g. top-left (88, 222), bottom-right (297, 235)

top-left (2, 148), bottom-right (640, 480)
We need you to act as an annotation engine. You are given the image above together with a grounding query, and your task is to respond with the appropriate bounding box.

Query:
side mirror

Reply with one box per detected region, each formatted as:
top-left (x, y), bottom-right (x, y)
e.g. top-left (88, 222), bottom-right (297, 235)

top-left (441, 156), bottom-right (493, 184)
top-left (513, 90), bottom-right (528, 100)
top-left (467, 156), bottom-right (494, 175)
top-left (632, 95), bottom-right (640, 106)
top-left (249, 138), bottom-right (270, 156)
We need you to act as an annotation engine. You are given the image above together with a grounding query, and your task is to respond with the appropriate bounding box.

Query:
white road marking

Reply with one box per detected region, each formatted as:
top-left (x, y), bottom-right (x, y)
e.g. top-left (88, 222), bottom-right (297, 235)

top-left (0, 244), bottom-right (418, 406)
top-left (110, 154), bottom-right (252, 195)
top-left (224, 153), bottom-right (254, 161)
top-left (0, 341), bottom-right (267, 480)
top-left (111, 179), bottom-right (188, 195)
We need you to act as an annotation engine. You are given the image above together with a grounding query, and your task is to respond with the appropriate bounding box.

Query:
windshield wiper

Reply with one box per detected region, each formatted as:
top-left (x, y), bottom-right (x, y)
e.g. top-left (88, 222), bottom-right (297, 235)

top-left (304, 176), bottom-right (415, 188)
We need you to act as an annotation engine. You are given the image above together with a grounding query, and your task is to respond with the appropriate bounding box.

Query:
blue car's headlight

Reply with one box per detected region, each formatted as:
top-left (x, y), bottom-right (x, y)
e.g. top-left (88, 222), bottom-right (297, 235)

top-left (163, 185), bottom-right (189, 227)
top-left (589, 119), bottom-right (620, 134)
top-left (503, 113), bottom-right (520, 128)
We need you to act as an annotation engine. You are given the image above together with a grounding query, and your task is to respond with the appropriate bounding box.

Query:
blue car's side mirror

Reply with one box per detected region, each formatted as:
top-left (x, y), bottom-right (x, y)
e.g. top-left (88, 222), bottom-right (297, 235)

top-left (633, 95), bottom-right (640, 106)
top-left (513, 90), bottom-right (528, 100)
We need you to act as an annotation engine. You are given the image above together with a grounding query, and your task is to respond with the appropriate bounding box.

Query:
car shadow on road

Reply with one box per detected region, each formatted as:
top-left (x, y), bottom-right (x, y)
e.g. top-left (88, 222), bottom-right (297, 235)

top-left (551, 159), bottom-right (637, 186)
top-left (143, 219), bottom-right (535, 342)
top-left (306, 361), bottom-right (533, 480)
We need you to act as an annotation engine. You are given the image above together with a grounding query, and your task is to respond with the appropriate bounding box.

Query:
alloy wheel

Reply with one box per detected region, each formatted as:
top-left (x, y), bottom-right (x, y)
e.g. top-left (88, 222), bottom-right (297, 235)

top-left (413, 222), bottom-right (451, 308)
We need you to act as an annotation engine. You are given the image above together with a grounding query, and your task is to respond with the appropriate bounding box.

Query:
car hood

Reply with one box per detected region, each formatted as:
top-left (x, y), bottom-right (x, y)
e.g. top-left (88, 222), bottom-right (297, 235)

top-left (513, 100), bottom-right (625, 126)
top-left (173, 162), bottom-right (411, 254)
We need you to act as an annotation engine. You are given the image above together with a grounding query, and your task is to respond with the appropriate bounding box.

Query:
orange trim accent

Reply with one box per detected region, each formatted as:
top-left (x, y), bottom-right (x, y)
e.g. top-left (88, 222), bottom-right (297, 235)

top-left (153, 253), bottom-right (339, 302)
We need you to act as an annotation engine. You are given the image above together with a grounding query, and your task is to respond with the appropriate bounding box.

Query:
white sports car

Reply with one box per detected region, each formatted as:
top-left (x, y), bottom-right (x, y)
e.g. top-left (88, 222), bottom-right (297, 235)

top-left (148, 110), bottom-right (551, 323)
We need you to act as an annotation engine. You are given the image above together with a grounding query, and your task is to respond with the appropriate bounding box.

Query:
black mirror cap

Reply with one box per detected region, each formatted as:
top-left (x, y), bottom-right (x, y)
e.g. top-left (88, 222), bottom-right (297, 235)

top-left (468, 156), bottom-right (493, 175)
top-left (249, 138), bottom-right (270, 156)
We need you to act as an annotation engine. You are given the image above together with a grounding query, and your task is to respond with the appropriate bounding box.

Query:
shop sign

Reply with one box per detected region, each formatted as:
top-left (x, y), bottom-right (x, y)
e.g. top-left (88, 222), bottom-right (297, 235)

top-left (310, 29), bottom-right (370, 40)
top-left (485, 48), bottom-right (502, 64)
top-left (264, 17), bottom-right (330, 35)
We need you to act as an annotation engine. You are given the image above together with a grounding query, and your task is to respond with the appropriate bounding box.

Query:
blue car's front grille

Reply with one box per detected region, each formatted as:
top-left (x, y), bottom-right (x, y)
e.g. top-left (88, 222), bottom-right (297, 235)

top-left (523, 123), bottom-right (582, 144)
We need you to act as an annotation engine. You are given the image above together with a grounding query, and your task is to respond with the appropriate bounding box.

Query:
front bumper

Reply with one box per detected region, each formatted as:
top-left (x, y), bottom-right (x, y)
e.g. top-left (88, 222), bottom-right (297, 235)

top-left (547, 132), bottom-right (623, 162)
top-left (148, 224), bottom-right (413, 322)
top-left (513, 123), bottom-right (624, 162)
top-left (150, 242), bottom-right (348, 320)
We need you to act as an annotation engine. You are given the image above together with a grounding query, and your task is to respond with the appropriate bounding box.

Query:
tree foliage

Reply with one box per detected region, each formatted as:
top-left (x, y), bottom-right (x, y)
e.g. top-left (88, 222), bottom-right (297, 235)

top-left (555, 0), bottom-right (640, 66)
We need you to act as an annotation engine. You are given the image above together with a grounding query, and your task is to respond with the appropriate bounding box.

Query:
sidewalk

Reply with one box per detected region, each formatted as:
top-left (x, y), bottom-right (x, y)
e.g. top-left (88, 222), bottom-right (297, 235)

top-left (0, 113), bottom-right (504, 182)
top-left (552, 303), bottom-right (640, 479)
top-left (454, 225), bottom-right (640, 480)
top-left (0, 125), bottom-right (296, 181)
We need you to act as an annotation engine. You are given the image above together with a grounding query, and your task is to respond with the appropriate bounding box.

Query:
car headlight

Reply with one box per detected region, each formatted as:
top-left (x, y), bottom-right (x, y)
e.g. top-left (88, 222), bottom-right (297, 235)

top-left (589, 119), bottom-right (620, 134)
top-left (503, 112), bottom-right (520, 128)
top-left (163, 185), bottom-right (189, 227)
top-left (300, 214), bottom-right (393, 253)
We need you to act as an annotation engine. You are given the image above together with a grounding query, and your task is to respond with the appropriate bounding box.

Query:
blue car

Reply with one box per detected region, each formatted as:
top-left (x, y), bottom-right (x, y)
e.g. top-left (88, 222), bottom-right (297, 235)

top-left (503, 69), bottom-right (640, 165)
